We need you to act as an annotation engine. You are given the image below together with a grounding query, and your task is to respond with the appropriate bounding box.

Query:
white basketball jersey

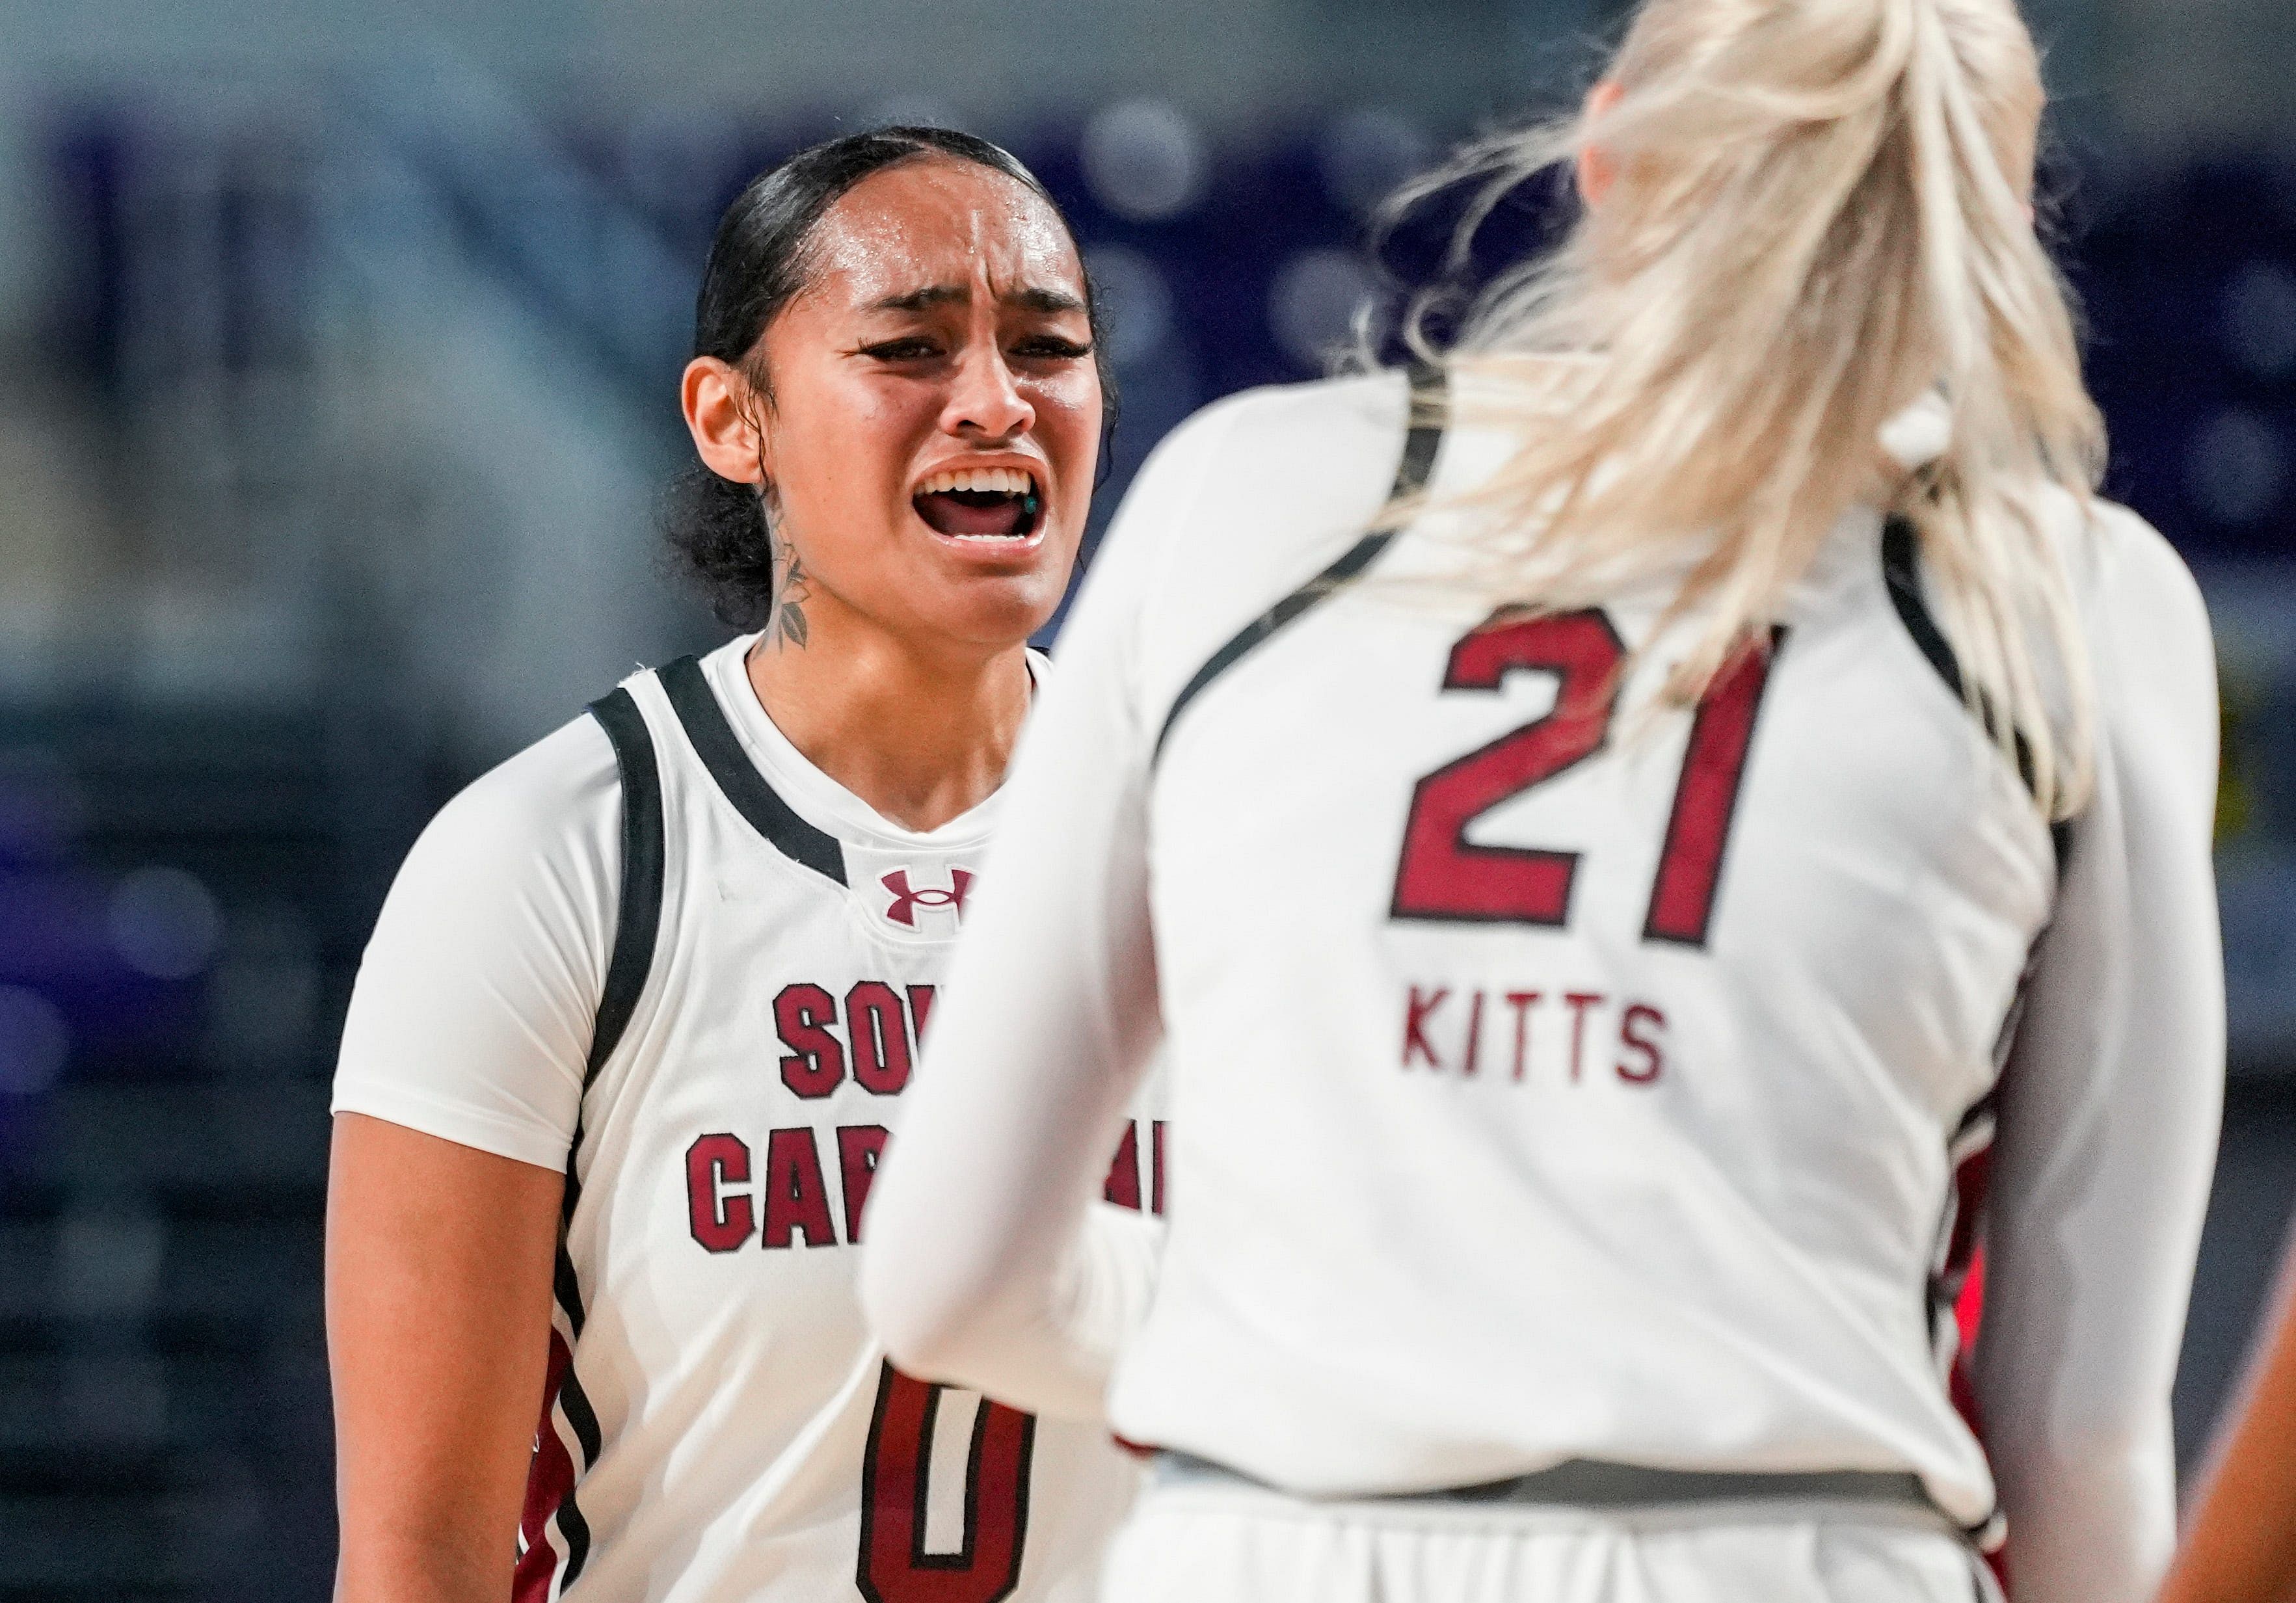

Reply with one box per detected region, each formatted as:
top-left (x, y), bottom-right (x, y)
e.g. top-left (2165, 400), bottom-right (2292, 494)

top-left (511, 643), bottom-right (1162, 1602)
top-left (859, 371), bottom-right (2223, 1603)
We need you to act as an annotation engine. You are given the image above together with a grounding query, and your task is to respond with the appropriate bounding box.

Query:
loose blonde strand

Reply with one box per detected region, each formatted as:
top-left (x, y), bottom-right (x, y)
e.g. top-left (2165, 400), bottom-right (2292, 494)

top-left (1387, 0), bottom-right (2102, 819)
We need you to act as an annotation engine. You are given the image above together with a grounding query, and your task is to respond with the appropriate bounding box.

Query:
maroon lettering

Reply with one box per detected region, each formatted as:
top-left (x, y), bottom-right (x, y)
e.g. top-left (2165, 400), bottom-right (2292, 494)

top-left (1504, 990), bottom-right (1540, 1081)
top-left (857, 1363), bottom-right (1034, 1603)
top-left (776, 983), bottom-right (847, 1098)
top-left (1644, 631), bottom-right (1781, 947)
top-left (1391, 611), bottom-right (1781, 945)
top-left (1562, 992), bottom-right (1605, 1083)
top-left (1391, 611), bottom-right (1625, 925)
top-left (838, 1125), bottom-right (890, 1243)
top-left (686, 1133), bottom-right (754, 1252)
top-left (762, 1127), bottom-right (838, 1249)
top-left (1618, 1003), bottom-right (1667, 1085)
top-left (1151, 1120), bottom-right (1167, 1215)
top-left (1103, 1121), bottom-right (1143, 1211)
top-left (905, 983), bottom-right (937, 1043)
top-left (1403, 986), bottom-right (1448, 1069)
top-left (847, 981), bottom-right (913, 1096)
top-left (1462, 990), bottom-right (1486, 1076)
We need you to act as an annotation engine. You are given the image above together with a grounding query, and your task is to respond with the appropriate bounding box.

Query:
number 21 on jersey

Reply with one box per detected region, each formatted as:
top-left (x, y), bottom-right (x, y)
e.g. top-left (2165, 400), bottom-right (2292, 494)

top-left (1391, 608), bottom-right (1783, 947)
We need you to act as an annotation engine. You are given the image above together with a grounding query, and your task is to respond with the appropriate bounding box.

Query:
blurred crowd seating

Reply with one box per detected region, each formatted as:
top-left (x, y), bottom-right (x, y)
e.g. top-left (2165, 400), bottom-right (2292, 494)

top-left (0, 75), bottom-right (2290, 1596)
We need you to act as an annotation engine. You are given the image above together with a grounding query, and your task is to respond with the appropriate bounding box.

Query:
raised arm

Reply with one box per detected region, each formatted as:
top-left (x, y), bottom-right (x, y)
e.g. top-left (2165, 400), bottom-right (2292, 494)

top-left (327, 723), bottom-right (613, 1600)
top-left (1975, 509), bottom-right (2224, 1603)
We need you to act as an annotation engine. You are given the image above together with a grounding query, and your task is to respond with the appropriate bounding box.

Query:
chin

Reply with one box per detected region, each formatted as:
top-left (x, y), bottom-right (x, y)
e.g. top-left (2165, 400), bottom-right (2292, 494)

top-left (879, 568), bottom-right (1058, 655)
top-left (942, 548), bottom-right (1077, 641)
top-left (948, 585), bottom-right (1064, 650)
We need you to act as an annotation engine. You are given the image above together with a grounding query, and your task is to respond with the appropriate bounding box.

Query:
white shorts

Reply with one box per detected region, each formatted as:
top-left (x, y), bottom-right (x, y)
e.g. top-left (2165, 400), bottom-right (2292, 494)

top-left (1101, 1475), bottom-right (1999, 1603)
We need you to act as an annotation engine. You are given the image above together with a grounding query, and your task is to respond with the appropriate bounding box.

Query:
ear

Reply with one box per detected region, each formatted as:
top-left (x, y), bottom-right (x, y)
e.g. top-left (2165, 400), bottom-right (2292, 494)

top-left (682, 356), bottom-right (771, 486)
top-left (1576, 79), bottom-right (1626, 208)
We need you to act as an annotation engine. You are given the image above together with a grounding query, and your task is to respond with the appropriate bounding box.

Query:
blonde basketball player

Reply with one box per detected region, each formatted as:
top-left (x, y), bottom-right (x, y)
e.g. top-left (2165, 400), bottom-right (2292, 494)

top-left (861, 4), bottom-right (2223, 1602)
top-left (327, 127), bottom-right (1162, 1602)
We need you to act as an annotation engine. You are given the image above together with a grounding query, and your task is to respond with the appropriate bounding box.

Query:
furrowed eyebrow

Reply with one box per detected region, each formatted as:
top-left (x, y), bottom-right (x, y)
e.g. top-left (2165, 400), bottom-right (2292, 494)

top-left (868, 285), bottom-right (966, 314)
top-left (1010, 285), bottom-right (1088, 315)
top-left (865, 284), bottom-right (1088, 315)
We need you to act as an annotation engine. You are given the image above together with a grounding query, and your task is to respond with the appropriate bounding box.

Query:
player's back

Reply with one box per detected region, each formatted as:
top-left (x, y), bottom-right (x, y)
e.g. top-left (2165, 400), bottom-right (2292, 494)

top-left (1097, 367), bottom-right (2211, 1539)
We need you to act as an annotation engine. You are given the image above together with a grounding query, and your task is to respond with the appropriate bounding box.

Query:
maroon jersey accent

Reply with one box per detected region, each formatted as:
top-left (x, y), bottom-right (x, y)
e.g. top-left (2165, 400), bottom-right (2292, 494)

top-left (1644, 631), bottom-right (1783, 947)
top-left (1391, 610), bottom-right (1623, 927)
top-left (858, 1364), bottom-right (1037, 1603)
top-left (1392, 611), bottom-right (1782, 941)
top-left (849, 981), bottom-right (916, 1095)
top-left (514, 1328), bottom-right (580, 1602)
top-left (686, 1133), bottom-right (755, 1252)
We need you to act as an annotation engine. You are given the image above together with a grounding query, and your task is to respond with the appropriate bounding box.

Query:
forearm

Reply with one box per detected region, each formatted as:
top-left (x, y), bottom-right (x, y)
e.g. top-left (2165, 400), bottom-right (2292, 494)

top-left (334, 1535), bottom-right (518, 1603)
top-left (1987, 1414), bottom-right (2178, 1603)
top-left (1981, 1046), bottom-right (2214, 1603)
top-left (881, 1199), bottom-right (1164, 1420)
top-left (328, 1114), bottom-right (564, 1600)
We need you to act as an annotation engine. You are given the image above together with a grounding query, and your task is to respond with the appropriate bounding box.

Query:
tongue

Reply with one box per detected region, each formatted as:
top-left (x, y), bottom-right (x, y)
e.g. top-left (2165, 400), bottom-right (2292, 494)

top-left (917, 491), bottom-right (1024, 538)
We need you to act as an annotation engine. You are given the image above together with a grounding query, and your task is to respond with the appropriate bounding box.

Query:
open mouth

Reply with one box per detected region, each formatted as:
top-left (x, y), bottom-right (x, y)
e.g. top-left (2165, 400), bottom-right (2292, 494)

top-left (912, 466), bottom-right (1044, 542)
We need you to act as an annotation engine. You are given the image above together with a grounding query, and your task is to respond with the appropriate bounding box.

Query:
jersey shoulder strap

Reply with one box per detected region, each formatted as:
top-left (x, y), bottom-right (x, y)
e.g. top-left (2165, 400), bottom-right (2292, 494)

top-left (1880, 515), bottom-right (2072, 868)
top-left (656, 653), bottom-right (848, 887)
top-left (1153, 362), bottom-right (1447, 767)
top-left (583, 683), bottom-right (669, 1083)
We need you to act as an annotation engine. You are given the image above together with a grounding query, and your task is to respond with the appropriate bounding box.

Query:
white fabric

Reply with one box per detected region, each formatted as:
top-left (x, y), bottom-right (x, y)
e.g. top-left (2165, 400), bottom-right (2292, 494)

top-left (861, 372), bottom-right (2223, 1603)
top-left (1100, 1481), bottom-right (1998, 1603)
top-left (334, 636), bottom-right (1163, 1602)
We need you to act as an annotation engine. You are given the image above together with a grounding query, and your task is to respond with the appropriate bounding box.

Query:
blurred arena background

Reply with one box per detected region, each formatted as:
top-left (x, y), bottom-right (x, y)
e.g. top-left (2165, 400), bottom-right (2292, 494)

top-left (0, 0), bottom-right (2288, 1593)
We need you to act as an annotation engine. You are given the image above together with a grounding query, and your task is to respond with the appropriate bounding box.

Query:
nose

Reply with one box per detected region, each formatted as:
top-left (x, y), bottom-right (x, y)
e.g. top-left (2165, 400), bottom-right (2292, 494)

top-left (941, 341), bottom-right (1035, 444)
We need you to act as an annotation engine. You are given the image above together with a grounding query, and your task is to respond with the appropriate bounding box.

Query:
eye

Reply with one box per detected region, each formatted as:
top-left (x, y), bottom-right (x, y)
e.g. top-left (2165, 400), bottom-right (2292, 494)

top-left (861, 337), bottom-right (942, 362)
top-left (1012, 335), bottom-right (1094, 361)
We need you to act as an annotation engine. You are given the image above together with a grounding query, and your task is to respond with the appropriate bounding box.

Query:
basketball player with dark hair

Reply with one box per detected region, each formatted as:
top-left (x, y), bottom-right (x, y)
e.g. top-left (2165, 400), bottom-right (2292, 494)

top-left (327, 127), bottom-right (1162, 1603)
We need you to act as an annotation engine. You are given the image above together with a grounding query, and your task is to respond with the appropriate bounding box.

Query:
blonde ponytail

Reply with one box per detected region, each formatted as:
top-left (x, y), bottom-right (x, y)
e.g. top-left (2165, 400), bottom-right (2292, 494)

top-left (1394, 0), bottom-right (2102, 817)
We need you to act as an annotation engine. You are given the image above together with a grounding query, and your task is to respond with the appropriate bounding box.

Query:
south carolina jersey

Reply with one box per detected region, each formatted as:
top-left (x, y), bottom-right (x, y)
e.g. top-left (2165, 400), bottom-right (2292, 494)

top-left (862, 370), bottom-right (2223, 1603)
top-left (333, 637), bottom-right (1164, 1602)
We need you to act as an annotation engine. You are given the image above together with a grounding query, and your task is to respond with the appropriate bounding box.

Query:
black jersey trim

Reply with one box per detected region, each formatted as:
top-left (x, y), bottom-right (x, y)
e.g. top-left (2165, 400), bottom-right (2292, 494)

top-left (552, 1241), bottom-right (587, 1339)
top-left (534, 683), bottom-right (667, 1593)
top-left (1881, 516), bottom-right (1968, 701)
top-left (1949, 1086), bottom-right (2001, 1146)
top-left (1151, 363), bottom-right (1447, 769)
top-left (584, 685), bottom-right (668, 1085)
top-left (561, 683), bottom-right (671, 1236)
top-left (555, 1472), bottom-right (596, 1587)
top-left (658, 654), bottom-right (849, 887)
top-left (1880, 516), bottom-right (2072, 866)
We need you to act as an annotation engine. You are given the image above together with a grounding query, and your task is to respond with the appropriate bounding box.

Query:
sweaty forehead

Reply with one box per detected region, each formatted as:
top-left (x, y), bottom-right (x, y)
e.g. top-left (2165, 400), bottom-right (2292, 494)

top-left (800, 157), bottom-right (1084, 310)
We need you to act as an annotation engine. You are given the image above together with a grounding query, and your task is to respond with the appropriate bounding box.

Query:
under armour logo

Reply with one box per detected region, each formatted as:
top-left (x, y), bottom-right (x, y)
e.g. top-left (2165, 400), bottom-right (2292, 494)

top-left (881, 868), bottom-right (975, 929)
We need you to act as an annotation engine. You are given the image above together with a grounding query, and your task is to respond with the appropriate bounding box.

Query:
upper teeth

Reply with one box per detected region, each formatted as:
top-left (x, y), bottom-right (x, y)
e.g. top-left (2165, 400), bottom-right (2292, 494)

top-left (919, 467), bottom-right (1036, 497)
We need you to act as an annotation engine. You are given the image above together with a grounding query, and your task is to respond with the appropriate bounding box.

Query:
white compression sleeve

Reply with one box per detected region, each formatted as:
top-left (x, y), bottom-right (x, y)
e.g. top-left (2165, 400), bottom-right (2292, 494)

top-left (1975, 506), bottom-right (2225, 1603)
top-left (861, 417), bottom-right (1225, 1422)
